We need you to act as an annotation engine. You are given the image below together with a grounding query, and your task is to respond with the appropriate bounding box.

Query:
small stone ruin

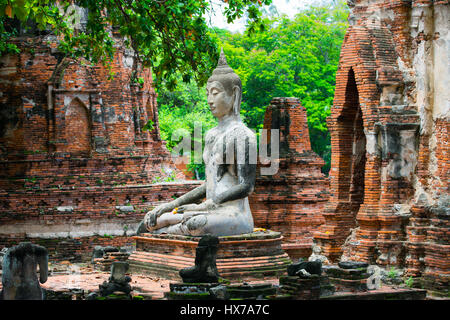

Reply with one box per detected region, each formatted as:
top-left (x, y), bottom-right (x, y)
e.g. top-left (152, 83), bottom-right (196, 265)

top-left (1, 242), bottom-right (48, 300)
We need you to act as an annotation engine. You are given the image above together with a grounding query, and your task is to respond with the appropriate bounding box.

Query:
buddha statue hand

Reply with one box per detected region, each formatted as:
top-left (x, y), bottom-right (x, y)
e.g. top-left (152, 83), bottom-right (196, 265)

top-left (145, 203), bottom-right (173, 227)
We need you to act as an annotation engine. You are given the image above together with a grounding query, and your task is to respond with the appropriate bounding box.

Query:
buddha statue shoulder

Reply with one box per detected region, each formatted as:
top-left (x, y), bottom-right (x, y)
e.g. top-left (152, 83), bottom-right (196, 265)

top-left (137, 49), bottom-right (257, 237)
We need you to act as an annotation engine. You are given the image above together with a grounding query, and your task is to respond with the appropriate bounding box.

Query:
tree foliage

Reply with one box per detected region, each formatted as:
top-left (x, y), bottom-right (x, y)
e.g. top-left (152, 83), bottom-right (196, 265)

top-left (1, 0), bottom-right (348, 176)
top-left (213, 1), bottom-right (348, 173)
top-left (158, 1), bottom-right (348, 175)
top-left (0, 0), bottom-right (272, 88)
top-left (157, 79), bottom-right (217, 179)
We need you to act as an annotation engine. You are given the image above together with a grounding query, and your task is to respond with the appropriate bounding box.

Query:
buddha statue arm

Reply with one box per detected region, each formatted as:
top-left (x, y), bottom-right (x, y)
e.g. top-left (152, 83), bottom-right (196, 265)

top-left (213, 131), bottom-right (257, 204)
top-left (217, 131), bottom-right (257, 202)
top-left (177, 171), bottom-right (255, 215)
top-left (171, 183), bottom-right (207, 208)
top-left (214, 162), bottom-right (256, 204)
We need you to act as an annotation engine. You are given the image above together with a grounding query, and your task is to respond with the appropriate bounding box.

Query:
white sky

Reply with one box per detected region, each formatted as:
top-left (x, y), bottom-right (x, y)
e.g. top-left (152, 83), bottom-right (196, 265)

top-left (207, 0), bottom-right (329, 32)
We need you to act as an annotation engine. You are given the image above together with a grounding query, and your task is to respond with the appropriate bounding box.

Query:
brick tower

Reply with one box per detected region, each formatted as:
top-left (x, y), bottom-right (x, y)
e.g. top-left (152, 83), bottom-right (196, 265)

top-left (313, 0), bottom-right (449, 295)
top-left (249, 97), bottom-right (330, 259)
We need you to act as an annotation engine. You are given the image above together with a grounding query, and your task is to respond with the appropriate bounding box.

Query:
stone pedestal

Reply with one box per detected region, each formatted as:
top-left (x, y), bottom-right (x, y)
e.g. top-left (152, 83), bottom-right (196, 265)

top-left (279, 275), bottom-right (335, 300)
top-left (165, 282), bottom-right (279, 300)
top-left (323, 265), bottom-right (370, 292)
top-left (165, 283), bottom-right (221, 300)
top-left (128, 231), bottom-right (291, 281)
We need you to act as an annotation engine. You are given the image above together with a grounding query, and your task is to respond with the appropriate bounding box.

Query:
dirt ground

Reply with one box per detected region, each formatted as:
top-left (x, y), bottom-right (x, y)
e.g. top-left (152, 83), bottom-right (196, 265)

top-left (39, 262), bottom-right (176, 299)
top-left (0, 262), bottom-right (175, 300)
top-left (37, 262), bottom-right (278, 300)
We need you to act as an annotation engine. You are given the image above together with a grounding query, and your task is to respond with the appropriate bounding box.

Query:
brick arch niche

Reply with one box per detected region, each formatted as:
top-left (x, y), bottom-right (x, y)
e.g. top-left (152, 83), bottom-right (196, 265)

top-left (65, 98), bottom-right (92, 156)
top-left (336, 68), bottom-right (366, 213)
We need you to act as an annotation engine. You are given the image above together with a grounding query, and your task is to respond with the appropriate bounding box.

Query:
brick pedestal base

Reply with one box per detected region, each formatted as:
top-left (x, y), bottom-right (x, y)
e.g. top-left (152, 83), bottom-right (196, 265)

top-left (128, 231), bottom-right (291, 281)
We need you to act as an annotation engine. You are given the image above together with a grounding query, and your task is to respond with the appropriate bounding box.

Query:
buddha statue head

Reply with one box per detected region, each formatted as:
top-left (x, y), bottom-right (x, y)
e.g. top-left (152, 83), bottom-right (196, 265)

top-left (206, 49), bottom-right (242, 119)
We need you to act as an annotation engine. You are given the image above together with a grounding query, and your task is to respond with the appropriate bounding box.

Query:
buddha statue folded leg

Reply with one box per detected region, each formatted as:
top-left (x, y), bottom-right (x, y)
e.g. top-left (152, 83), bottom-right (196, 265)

top-left (196, 210), bottom-right (253, 236)
top-left (149, 206), bottom-right (252, 236)
top-left (180, 207), bottom-right (253, 236)
top-left (148, 210), bottom-right (208, 235)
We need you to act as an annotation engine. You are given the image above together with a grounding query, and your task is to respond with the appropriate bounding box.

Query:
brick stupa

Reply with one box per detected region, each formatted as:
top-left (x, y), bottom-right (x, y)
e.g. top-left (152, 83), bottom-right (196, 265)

top-left (249, 97), bottom-right (330, 259)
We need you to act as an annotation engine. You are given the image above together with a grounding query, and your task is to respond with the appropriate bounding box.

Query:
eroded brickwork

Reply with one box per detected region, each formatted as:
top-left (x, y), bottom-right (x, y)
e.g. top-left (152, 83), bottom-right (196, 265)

top-left (0, 28), bottom-right (198, 259)
top-left (313, 0), bottom-right (449, 295)
top-left (249, 97), bottom-right (330, 259)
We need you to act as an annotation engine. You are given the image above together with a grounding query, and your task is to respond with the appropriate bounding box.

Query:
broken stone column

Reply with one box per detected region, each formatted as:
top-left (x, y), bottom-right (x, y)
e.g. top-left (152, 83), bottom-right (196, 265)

top-left (1, 242), bottom-right (48, 300)
top-left (87, 261), bottom-right (132, 300)
top-left (280, 259), bottom-right (335, 299)
top-left (179, 235), bottom-right (220, 284)
top-left (164, 235), bottom-right (222, 300)
top-left (98, 262), bottom-right (132, 297)
top-left (323, 261), bottom-right (370, 292)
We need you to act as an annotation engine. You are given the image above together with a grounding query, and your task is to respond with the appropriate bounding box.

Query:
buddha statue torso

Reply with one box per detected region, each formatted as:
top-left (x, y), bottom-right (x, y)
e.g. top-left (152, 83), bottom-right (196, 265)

top-left (201, 121), bottom-right (255, 235)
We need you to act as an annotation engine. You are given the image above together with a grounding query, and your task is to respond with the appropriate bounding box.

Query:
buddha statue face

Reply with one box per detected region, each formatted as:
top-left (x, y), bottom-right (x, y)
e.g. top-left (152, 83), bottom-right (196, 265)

top-left (206, 80), bottom-right (234, 119)
top-left (206, 49), bottom-right (242, 119)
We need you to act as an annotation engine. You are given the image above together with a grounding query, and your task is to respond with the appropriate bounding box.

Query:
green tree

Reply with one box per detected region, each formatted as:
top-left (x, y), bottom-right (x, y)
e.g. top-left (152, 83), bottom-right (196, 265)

top-left (213, 1), bottom-right (348, 173)
top-left (157, 78), bottom-right (217, 179)
top-left (0, 0), bottom-right (273, 87)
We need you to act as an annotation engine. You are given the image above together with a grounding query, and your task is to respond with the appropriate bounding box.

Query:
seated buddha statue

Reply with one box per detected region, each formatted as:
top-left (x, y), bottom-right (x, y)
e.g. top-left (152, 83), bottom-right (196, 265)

top-left (137, 49), bottom-right (257, 237)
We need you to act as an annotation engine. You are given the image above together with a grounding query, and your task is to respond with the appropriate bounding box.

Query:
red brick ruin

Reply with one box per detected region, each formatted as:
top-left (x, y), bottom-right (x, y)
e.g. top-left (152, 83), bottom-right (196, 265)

top-left (0, 0), bottom-right (448, 294)
top-left (314, 0), bottom-right (449, 294)
top-left (249, 97), bottom-right (329, 259)
top-left (0, 21), bottom-right (199, 260)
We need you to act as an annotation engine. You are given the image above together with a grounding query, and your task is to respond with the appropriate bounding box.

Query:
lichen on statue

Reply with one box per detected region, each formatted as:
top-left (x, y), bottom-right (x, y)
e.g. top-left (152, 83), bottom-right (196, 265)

top-left (137, 49), bottom-right (257, 237)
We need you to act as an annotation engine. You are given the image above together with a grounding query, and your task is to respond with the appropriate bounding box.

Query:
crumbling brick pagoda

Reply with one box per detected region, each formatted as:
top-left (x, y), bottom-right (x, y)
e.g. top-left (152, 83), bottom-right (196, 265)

top-left (0, 19), bottom-right (198, 260)
top-left (313, 0), bottom-right (449, 295)
top-left (249, 97), bottom-right (330, 259)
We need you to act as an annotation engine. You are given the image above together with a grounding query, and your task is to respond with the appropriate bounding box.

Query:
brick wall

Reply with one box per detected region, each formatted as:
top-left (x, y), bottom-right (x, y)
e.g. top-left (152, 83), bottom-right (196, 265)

top-left (0, 30), bottom-right (201, 261)
top-left (0, 235), bottom-right (133, 263)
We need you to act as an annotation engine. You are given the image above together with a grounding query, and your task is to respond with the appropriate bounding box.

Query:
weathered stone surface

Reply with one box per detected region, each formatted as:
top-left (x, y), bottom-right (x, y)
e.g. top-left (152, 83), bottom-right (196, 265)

top-left (226, 283), bottom-right (276, 299)
top-left (323, 266), bottom-right (370, 292)
top-left (179, 235), bottom-right (220, 283)
top-left (1, 242), bottom-right (48, 300)
top-left (165, 283), bottom-right (217, 300)
top-left (208, 284), bottom-right (229, 300)
top-left (338, 261), bottom-right (369, 269)
top-left (279, 275), bottom-right (334, 300)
